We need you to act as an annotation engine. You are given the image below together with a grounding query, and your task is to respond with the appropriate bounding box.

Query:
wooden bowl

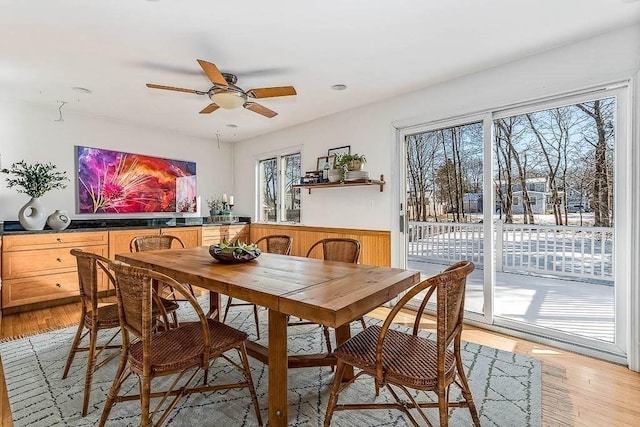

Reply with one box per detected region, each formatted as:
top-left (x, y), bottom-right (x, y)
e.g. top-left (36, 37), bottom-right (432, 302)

top-left (209, 245), bottom-right (261, 264)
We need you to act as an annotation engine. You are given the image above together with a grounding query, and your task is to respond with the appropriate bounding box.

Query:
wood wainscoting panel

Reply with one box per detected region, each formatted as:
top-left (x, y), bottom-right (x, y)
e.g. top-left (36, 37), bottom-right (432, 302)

top-left (249, 224), bottom-right (390, 267)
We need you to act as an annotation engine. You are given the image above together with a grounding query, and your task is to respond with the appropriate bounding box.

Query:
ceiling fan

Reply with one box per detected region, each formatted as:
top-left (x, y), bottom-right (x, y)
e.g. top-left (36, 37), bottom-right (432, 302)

top-left (146, 59), bottom-right (296, 118)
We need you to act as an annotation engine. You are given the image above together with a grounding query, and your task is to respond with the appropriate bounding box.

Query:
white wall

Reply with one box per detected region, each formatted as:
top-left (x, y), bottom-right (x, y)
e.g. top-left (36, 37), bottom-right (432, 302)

top-left (233, 24), bottom-right (640, 231)
top-left (0, 100), bottom-right (233, 221)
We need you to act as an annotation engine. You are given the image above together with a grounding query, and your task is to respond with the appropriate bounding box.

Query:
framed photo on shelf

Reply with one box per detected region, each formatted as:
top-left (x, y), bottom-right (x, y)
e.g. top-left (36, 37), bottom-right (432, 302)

top-left (328, 145), bottom-right (350, 158)
top-left (316, 155), bottom-right (336, 171)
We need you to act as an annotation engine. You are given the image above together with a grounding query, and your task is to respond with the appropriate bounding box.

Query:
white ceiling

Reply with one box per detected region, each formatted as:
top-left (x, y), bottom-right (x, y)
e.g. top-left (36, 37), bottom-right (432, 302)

top-left (1, 0), bottom-right (639, 143)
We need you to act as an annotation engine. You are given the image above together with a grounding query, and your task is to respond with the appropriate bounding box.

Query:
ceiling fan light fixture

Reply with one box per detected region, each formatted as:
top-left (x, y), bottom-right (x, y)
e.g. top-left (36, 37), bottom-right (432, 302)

top-left (210, 90), bottom-right (246, 109)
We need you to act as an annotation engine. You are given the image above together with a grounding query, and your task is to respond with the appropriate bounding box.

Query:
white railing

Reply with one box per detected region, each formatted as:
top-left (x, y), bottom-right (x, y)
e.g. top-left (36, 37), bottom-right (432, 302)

top-left (407, 221), bottom-right (613, 282)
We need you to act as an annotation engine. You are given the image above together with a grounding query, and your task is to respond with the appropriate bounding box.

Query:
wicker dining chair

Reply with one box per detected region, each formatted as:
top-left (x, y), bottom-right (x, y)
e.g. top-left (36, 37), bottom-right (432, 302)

top-left (222, 234), bottom-right (293, 339)
top-left (130, 234), bottom-right (197, 303)
top-left (324, 260), bottom-right (481, 427)
top-left (288, 238), bottom-right (362, 354)
top-left (99, 262), bottom-right (263, 427)
top-left (64, 249), bottom-right (178, 417)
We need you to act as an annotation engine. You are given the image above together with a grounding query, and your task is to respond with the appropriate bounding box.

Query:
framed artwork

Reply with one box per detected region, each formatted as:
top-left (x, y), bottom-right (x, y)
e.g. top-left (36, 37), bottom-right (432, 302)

top-left (328, 145), bottom-right (351, 158)
top-left (75, 145), bottom-right (197, 214)
top-left (316, 155), bottom-right (336, 171)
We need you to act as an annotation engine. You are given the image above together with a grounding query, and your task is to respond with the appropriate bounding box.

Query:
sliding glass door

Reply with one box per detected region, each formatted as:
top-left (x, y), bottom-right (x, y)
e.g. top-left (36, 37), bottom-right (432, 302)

top-left (399, 86), bottom-right (629, 359)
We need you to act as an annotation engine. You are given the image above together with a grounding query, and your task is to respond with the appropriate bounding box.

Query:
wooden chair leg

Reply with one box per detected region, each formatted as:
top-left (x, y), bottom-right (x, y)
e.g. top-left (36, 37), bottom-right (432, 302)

top-left (324, 360), bottom-right (347, 427)
top-left (82, 327), bottom-right (99, 417)
top-left (222, 297), bottom-right (233, 323)
top-left (437, 388), bottom-right (449, 427)
top-left (323, 326), bottom-right (332, 354)
top-left (456, 358), bottom-right (482, 426)
top-left (359, 317), bottom-right (367, 330)
top-left (98, 352), bottom-right (128, 427)
top-left (239, 344), bottom-right (263, 426)
top-left (140, 376), bottom-right (152, 427)
top-left (187, 283), bottom-right (196, 297)
top-left (62, 321), bottom-right (85, 379)
top-left (252, 305), bottom-right (261, 339)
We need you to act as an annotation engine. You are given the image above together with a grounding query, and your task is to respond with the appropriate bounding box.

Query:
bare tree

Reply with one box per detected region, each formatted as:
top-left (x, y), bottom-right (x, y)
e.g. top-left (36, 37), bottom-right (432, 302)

top-left (495, 117), bottom-right (537, 224)
top-left (576, 99), bottom-right (614, 227)
top-left (260, 158), bottom-right (278, 221)
top-left (526, 108), bottom-right (573, 226)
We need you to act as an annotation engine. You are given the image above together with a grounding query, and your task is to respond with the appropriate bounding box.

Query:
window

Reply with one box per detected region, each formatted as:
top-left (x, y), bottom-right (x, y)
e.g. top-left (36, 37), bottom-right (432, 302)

top-left (258, 152), bottom-right (301, 222)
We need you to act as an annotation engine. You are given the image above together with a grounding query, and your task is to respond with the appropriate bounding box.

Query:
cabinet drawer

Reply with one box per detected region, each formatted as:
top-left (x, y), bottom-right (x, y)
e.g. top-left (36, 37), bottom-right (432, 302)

top-left (2, 231), bottom-right (108, 251)
top-left (2, 245), bottom-right (108, 279)
top-left (2, 272), bottom-right (80, 308)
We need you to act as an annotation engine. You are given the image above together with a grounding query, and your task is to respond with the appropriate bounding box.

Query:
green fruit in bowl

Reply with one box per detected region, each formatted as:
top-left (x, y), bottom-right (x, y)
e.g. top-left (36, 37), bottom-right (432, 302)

top-left (210, 239), bottom-right (262, 263)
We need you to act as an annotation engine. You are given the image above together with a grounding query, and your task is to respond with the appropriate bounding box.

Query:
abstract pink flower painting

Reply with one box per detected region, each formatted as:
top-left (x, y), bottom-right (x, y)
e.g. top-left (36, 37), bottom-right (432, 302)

top-left (76, 146), bottom-right (197, 213)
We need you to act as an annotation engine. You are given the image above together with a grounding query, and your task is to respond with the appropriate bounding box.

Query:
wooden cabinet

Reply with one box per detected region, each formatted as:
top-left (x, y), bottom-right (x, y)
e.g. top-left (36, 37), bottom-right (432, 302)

top-left (161, 227), bottom-right (202, 248)
top-left (1, 231), bottom-right (109, 312)
top-left (202, 224), bottom-right (249, 246)
top-left (0, 226), bottom-right (204, 313)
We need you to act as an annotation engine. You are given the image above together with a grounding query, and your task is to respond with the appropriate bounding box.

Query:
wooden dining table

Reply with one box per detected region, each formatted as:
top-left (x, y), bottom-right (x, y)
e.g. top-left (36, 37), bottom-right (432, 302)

top-left (116, 246), bottom-right (420, 426)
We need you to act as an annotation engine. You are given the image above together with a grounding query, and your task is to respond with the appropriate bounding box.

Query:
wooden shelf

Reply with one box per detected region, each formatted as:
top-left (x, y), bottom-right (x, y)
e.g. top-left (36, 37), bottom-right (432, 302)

top-left (293, 174), bottom-right (385, 193)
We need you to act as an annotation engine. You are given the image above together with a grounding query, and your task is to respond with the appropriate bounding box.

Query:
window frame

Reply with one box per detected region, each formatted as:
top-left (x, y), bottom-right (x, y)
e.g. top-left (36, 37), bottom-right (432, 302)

top-left (256, 150), bottom-right (301, 223)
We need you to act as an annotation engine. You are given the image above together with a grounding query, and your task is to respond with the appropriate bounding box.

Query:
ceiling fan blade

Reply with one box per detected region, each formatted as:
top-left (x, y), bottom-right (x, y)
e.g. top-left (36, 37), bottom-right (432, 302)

top-left (244, 102), bottom-right (277, 118)
top-left (199, 103), bottom-right (220, 114)
top-left (197, 59), bottom-right (228, 87)
top-left (246, 86), bottom-right (297, 98)
top-left (146, 84), bottom-right (203, 94)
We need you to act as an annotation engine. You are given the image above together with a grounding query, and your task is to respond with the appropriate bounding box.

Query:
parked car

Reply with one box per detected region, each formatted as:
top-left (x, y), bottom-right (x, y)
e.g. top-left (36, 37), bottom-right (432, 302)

top-left (568, 204), bottom-right (589, 213)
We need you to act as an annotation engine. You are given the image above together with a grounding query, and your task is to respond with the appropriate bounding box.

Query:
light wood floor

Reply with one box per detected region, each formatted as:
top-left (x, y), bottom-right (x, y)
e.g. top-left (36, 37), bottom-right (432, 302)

top-left (1, 301), bottom-right (640, 427)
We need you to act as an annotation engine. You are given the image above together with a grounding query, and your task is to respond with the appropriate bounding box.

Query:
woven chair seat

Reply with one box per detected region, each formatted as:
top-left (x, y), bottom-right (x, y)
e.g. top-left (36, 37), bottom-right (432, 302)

top-left (335, 325), bottom-right (456, 390)
top-left (84, 304), bottom-right (120, 329)
top-left (128, 319), bottom-right (248, 375)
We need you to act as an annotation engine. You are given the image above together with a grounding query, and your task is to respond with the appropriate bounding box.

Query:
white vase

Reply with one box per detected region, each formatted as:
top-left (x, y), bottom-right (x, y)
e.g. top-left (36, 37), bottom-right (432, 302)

top-left (47, 209), bottom-right (71, 231)
top-left (18, 197), bottom-right (47, 231)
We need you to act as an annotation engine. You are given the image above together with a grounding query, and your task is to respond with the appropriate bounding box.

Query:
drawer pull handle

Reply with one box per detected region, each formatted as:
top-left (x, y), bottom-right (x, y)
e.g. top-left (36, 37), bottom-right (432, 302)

top-left (56, 283), bottom-right (61, 288)
top-left (56, 258), bottom-right (63, 262)
top-left (57, 238), bottom-right (64, 243)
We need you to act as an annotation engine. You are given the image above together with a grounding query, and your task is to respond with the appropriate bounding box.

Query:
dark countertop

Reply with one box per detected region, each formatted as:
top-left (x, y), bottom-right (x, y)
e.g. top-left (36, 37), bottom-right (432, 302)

top-left (0, 216), bottom-right (251, 235)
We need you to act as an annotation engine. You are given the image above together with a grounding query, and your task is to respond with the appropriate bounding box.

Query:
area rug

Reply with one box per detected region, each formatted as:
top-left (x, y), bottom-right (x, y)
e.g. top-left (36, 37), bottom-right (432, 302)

top-left (0, 299), bottom-right (541, 426)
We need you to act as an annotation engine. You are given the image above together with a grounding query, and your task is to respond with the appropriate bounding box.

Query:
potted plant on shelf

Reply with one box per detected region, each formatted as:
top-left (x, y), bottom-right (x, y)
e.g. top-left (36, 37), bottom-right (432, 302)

top-left (1, 160), bottom-right (69, 230)
top-left (336, 153), bottom-right (367, 171)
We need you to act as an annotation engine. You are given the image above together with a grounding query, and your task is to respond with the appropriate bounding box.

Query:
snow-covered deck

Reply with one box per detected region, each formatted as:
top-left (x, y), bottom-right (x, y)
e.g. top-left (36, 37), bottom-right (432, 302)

top-left (408, 257), bottom-right (614, 343)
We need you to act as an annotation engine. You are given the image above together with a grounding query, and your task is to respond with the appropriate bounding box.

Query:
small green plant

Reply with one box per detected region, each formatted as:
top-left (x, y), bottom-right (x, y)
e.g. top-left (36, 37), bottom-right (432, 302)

top-left (207, 196), bottom-right (223, 213)
top-left (1, 160), bottom-right (69, 198)
top-left (215, 239), bottom-right (259, 254)
top-left (336, 153), bottom-right (367, 175)
top-left (336, 153), bottom-right (367, 168)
